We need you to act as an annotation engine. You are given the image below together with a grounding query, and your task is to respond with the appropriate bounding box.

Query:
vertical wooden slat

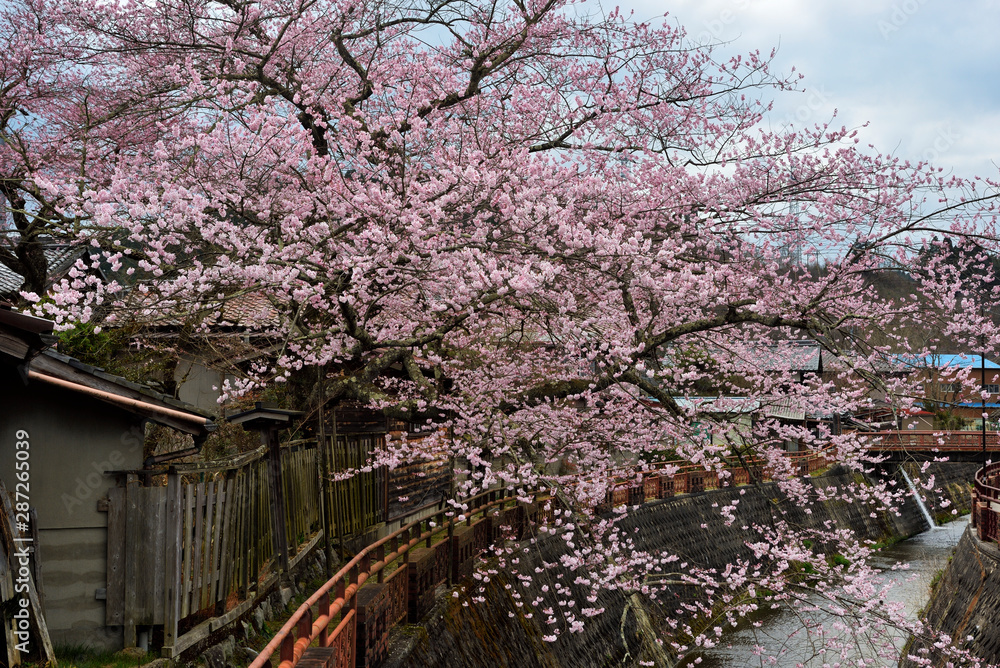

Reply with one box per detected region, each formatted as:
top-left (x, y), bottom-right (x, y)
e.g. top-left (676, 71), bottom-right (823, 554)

top-left (256, 460), bottom-right (266, 575)
top-left (123, 475), bottom-right (140, 647)
top-left (208, 478), bottom-right (225, 609)
top-left (302, 447), bottom-right (311, 532)
top-left (287, 448), bottom-right (296, 547)
top-left (217, 475), bottom-right (237, 611)
top-left (243, 464), bottom-right (253, 590)
top-left (200, 480), bottom-right (216, 610)
top-left (253, 462), bottom-right (262, 581)
top-left (232, 470), bottom-right (244, 597)
top-left (201, 480), bottom-right (221, 609)
top-left (355, 436), bottom-right (362, 530)
top-left (150, 487), bottom-right (167, 624)
top-left (283, 449), bottom-right (294, 553)
top-left (181, 483), bottom-right (194, 619)
top-left (299, 448), bottom-right (309, 536)
top-left (341, 435), bottom-right (348, 535)
top-left (305, 447), bottom-right (313, 531)
top-left (258, 459), bottom-right (267, 573)
top-left (191, 482), bottom-right (206, 613)
top-left (239, 467), bottom-right (250, 596)
top-left (105, 486), bottom-right (126, 626)
top-left (339, 435), bottom-right (347, 536)
top-left (295, 448), bottom-right (303, 539)
top-left (163, 470), bottom-right (183, 652)
top-left (296, 449), bottom-right (304, 539)
top-left (332, 435), bottom-right (342, 539)
top-left (260, 459), bottom-right (267, 570)
top-left (213, 477), bottom-right (226, 604)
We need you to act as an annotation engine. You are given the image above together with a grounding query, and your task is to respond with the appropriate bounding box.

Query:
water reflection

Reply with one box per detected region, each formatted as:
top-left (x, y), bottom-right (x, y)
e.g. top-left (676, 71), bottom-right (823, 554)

top-left (694, 519), bottom-right (968, 667)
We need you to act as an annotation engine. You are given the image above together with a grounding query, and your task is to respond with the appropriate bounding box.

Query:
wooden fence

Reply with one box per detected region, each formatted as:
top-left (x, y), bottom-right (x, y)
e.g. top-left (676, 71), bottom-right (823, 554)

top-left (327, 433), bottom-right (386, 538)
top-left (250, 488), bottom-right (529, 668)
top-left (104, 430), bottom-right (416, 656)
top-left (101, 434), bottom-right (831, 658)
top-left (386, 455), bottom-right (452, 520)
top-left (251, 448), bottom-right (839, 668)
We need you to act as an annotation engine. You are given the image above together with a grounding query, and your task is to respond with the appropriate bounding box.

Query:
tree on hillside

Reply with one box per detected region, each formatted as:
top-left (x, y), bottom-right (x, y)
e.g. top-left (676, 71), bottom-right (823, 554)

top-left (4, 0), bottom-right (1000, 662)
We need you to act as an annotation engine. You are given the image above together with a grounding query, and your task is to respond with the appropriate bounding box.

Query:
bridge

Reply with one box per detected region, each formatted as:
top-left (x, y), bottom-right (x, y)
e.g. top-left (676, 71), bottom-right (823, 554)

top-left (860, 430), bottom-right (1000, 462)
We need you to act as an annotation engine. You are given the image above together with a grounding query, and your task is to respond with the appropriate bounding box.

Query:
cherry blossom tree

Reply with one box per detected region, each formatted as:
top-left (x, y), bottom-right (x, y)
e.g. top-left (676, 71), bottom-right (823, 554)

top-left (5, 0), bottom-right (1000, 663)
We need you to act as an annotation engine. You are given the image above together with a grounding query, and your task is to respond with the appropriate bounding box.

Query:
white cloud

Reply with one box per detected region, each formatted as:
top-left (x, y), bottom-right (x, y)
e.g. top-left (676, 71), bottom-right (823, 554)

top-left (609, 0), bottom-right (1000, 180)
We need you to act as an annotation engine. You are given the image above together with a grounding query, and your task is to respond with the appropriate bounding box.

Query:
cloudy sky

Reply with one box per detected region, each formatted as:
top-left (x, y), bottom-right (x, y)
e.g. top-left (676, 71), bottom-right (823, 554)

top-left (610, 0), bottom-right (1000, 182)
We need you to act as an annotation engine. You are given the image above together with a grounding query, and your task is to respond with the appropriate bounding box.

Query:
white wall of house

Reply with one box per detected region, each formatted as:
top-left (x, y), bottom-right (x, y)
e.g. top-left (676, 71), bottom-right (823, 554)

top-left (175, 357), bottom-right (235, 412)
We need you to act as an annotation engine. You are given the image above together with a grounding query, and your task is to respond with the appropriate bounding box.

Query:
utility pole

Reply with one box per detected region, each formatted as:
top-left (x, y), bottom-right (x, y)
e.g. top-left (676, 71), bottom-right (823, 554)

top-left (979, 288), bottom-right (988, 470)
top-left (317, 366), bottom-right (334, 579)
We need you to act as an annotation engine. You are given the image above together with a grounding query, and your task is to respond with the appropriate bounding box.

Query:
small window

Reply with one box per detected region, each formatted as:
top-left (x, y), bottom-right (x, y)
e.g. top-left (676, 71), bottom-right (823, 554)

top-left (986, 384), bottom-right (1000, 394)
top-left (939, 383), bottom-right (958, 393)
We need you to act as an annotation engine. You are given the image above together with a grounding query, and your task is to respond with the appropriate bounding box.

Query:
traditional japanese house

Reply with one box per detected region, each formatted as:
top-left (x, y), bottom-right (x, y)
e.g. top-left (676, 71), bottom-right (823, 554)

top-left (0, 305), bottom-right (215, 651)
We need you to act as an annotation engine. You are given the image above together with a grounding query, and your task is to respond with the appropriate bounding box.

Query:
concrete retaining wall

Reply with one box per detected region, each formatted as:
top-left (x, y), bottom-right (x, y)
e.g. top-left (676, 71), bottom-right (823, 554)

top-left (901, 461), bottom-right (978, 522)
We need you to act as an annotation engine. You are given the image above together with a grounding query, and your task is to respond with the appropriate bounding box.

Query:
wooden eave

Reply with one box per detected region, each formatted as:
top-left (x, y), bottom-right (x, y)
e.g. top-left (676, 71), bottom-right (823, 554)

top-left (0, 307), bottom-right (56, 364)
top-left (28, 351), bottom-right (216, 437)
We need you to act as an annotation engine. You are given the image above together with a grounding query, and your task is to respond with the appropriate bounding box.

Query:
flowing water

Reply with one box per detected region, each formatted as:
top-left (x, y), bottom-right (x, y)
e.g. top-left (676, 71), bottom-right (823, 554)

top-left (900, 466), bottom-right (938, 530)
top-left (694, 518), bottom-right (968, 667)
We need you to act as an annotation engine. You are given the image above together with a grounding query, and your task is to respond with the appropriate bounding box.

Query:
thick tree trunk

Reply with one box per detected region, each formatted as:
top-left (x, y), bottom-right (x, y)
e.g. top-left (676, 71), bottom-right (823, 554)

top-left (0, 184), bottom-right (48, 301)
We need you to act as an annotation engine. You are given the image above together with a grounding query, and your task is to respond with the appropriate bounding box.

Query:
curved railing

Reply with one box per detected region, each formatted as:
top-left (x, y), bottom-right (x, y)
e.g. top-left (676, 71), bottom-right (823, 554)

top-left (250, 447), bottom-right (835, 667)
top-left (249, 487), bottom-right (526, 668)
top-left (972, 461), bottom-right (1000, 542)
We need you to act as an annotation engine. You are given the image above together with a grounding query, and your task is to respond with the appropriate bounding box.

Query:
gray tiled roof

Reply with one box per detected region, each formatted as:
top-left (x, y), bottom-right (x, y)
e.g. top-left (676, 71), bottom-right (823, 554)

top-left (751, 341), bottom-right (823, 372)
top-left (0, 244), bottom-right (87, 296)
top-left (36, 348), bottom-right (215, 418)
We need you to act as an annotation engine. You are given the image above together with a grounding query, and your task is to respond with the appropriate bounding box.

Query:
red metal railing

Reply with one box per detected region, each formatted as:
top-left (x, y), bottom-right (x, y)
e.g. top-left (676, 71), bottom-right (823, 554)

top-left (249, 487), bottom-right (525, 668)
top-left (253, 448), bottom-right (833, 667)
top-left (863, 430), bottom-right (1000, 451)
top-left (604, 448), bottom-right (833, 505)
top-left (972, 461), bottom-right (1000, 543)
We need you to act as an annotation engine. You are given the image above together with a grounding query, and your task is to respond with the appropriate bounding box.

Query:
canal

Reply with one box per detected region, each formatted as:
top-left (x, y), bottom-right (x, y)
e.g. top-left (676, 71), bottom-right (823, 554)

top-left (695, 518), bottom-right (968, 667)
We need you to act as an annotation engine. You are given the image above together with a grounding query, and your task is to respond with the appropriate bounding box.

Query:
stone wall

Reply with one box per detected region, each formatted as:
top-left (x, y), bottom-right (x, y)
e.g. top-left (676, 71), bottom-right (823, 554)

top-left (386, 466), bottom-right (930, 668)
top-left (901, 461), bottom-right (978, 522)
top-left (897, 460), bottom-right (999, 668)
top-left (899, 527), bottom-right (1000, 667)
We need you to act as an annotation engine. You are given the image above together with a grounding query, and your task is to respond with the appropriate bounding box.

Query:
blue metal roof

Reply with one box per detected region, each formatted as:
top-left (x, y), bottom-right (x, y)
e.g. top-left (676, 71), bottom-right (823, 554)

top-left (933, 354), bottom-right (1000, 369)
top-left (892, 353), bottom-right (1000, 369)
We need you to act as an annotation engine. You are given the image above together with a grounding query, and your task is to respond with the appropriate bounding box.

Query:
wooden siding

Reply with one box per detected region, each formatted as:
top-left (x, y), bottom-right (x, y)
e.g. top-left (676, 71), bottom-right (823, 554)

top-left (106, 442), bottom-right (320, 645)
top-left (97, 427), bottom-right (459, 653)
